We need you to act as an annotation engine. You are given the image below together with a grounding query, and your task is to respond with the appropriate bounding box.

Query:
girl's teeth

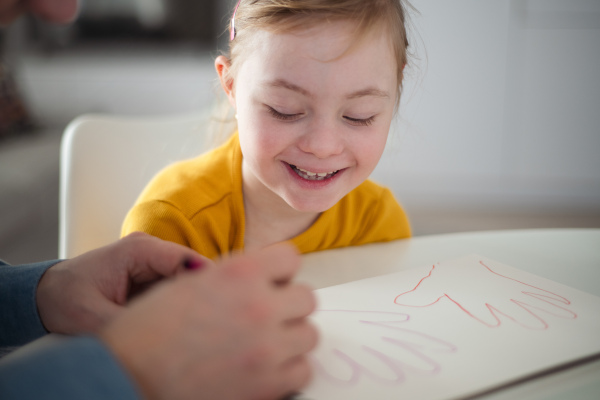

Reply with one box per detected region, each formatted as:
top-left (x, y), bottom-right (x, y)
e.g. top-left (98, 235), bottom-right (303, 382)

top-left (297, 167), bottom-right (334, 176)
top-left (292, 165), bottom-right (338, 180)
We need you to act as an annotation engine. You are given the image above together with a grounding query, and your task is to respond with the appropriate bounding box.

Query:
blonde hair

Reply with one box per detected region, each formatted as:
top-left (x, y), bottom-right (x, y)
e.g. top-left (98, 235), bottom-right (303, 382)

top-left (228, 0), bottom-right (410, 92)
top-left (210, 0), bottom-right (413, 146)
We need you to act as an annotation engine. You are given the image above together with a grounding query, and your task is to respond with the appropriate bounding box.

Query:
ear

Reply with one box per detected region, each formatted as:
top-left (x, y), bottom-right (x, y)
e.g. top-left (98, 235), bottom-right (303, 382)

top-left (215, 55), bottom-right (236, 109)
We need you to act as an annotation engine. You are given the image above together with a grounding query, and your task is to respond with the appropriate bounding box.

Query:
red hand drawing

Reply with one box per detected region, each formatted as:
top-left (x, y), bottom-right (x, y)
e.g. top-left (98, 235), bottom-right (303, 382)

top-left (311, 310), bottom-right (457, 386)
top-left (394, 259), bottom-right (577, 329)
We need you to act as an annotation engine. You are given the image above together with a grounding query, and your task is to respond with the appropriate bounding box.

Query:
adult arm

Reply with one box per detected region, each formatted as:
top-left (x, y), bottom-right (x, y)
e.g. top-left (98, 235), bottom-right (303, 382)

top-left (0, 335), bottom-right (140, 400)
top-left (0, 259), bottom-right (58, 347)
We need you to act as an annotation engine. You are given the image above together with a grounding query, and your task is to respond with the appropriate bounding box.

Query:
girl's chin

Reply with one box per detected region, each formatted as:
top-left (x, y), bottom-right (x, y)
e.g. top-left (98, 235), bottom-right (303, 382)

top-left (283, 196), bottom-right (341, 214)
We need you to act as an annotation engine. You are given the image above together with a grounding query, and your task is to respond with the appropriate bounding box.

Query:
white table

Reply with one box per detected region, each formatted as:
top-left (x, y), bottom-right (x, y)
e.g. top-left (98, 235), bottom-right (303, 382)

top-left (298, 229), bottom-right (600, 400)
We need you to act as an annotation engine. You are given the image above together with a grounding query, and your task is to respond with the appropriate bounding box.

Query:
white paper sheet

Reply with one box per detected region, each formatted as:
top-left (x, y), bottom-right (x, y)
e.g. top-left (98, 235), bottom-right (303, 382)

top-left (300, 254), bottom-right (600, 400)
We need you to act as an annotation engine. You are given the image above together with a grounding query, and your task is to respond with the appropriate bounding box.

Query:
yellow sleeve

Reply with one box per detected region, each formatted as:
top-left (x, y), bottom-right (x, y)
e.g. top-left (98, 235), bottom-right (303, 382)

top-left (122, 200), bottom-right (198, 249)
top-left (121, 200), bottom-right (231, 260)
top-left (355, 188), bottom-right (411, 245)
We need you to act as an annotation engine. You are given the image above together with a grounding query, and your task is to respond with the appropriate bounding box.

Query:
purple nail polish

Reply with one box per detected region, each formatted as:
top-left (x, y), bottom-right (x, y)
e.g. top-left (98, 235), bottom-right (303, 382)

top-left (184, 258), bottom-right (204, 271)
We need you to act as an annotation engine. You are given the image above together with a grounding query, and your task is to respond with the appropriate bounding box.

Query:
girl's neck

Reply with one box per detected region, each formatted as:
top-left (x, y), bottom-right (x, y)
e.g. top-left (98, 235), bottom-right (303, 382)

top-left (242, 165), bottom-right (320, 251)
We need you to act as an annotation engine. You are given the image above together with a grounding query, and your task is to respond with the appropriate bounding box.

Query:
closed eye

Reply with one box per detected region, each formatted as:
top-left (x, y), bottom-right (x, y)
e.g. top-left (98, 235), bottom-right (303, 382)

top-left (344, 115), bottom-right (376, 127)
top-left (266, 106), bottom-right (303, 121)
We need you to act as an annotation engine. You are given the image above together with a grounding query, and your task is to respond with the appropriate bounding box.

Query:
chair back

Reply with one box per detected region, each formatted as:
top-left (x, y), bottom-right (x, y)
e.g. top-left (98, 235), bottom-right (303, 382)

top-left (59, 112), bottom-right (231, 258)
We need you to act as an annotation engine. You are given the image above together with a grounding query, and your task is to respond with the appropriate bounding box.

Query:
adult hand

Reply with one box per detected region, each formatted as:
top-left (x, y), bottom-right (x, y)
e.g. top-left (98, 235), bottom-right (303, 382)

top-left (37, 232), bottom-right (213, 335)
top-left (101, 243), bottom-right (318, 400)
top-left (0, 0), bottom-right (78, 26)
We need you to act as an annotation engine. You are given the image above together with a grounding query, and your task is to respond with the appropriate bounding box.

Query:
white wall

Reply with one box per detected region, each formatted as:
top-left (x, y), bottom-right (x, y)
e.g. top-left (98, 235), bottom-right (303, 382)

top-left (14, 0), bottom-right (600, 215)
top-left (16, 45), bottom-right (217, 122)
top-left (373, 0), bottom-right (600, 213)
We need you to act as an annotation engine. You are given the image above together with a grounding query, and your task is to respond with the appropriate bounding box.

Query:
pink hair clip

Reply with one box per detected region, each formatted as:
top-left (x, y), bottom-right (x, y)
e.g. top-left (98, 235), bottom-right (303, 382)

top-left (230, 0), bottom-right (242, 41)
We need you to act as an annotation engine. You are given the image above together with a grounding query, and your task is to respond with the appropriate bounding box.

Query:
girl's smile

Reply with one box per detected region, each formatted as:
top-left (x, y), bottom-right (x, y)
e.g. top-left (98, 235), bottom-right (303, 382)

top-left (284, 161), bottom-right (344, 187)
top-left (288, 164), bottom-right (341, 181)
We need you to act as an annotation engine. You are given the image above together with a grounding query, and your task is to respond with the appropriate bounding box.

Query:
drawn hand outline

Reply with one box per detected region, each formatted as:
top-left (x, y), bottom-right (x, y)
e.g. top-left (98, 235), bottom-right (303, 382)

top-left (394, 258), bottom-right (577, 329)
top-left (310, 309), bottom-right (457, 386)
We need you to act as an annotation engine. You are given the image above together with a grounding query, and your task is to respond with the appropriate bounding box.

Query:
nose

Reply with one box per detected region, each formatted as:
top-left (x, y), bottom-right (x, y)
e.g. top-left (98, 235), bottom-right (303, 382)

top-left (296, 118), bottom-right (344, 159)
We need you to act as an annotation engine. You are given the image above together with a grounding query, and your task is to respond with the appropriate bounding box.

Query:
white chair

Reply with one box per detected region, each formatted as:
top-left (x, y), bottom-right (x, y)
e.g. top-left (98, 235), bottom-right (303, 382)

top-left (59, 112), bottom-right (234, 259)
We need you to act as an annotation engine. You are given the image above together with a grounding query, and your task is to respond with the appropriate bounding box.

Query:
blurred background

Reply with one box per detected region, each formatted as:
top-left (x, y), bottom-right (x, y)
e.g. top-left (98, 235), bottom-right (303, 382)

top-left (0, 0), bottom-right (599, 264)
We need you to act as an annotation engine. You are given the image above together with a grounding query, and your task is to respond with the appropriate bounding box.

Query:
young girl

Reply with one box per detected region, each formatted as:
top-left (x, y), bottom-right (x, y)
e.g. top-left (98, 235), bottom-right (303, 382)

top-left (121, 0), bottom-right (412, 260)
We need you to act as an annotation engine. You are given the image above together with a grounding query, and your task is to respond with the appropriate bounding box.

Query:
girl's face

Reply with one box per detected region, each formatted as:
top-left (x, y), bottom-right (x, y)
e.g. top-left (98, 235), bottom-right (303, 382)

top-left (222, 20), bottom-right (398, 214)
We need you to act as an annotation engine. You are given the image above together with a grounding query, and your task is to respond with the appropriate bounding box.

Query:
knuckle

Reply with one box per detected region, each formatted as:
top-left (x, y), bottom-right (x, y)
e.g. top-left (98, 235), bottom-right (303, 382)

top-left (119, 232), bottom-right (152, 254)
top-left (224, 257), bottom-right (261, 281)
top-left (116, 232), bottom-right (148, 256)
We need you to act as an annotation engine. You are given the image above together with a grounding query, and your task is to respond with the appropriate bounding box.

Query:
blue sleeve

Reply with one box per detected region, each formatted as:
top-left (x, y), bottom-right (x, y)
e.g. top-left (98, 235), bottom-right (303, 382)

top-left (0, 259), bottom-right (61, 347)
top-left (0, 334), bottom-right (141, 399)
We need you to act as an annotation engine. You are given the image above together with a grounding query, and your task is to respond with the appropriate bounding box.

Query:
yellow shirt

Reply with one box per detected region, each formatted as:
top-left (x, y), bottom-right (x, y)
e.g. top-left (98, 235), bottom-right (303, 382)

top-left (122, 133), bottom-right (411, 259)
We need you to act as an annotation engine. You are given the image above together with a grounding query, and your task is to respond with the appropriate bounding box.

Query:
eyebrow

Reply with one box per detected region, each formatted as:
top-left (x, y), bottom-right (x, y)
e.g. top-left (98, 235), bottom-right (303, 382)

top-left (265, 79), bottom-right (312, 97)
top-left (346, 88), bottom-right (390, 100)
top-left (264, 79), bottom-right (390, 100)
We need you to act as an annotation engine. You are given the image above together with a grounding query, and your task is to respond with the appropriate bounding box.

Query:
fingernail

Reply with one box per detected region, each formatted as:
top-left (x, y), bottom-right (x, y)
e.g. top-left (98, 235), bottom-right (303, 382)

top-left (184, 258), bottom-right (204, 271)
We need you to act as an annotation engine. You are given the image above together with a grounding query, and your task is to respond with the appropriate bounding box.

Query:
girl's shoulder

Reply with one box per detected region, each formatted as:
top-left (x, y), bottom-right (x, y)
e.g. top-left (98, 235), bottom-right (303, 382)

top-left (134, 135), bottom-right (241, 215)
top-left (337, 179), bottom-right (410, 241)
top-left (347, 179), bottom-right (395, 202)
top-left (337, 178), bottom-right (404, 219)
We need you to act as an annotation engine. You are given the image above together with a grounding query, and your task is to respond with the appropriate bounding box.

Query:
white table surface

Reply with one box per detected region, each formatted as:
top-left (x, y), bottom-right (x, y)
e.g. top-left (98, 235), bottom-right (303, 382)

top-left (297, 228), bottom-right (600, 400)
